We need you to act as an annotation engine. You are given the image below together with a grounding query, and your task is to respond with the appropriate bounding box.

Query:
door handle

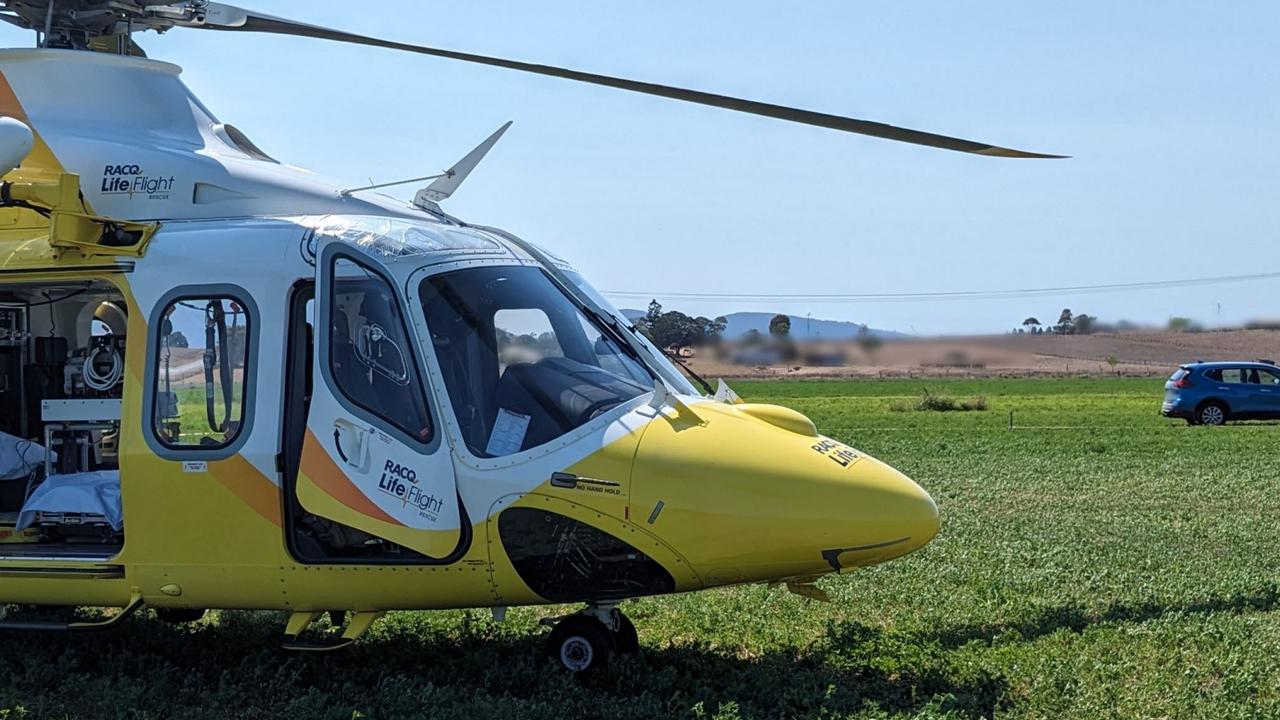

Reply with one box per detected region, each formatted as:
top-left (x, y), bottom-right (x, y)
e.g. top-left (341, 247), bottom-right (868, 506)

top-left (550, 472), bottom-right (620, 490)
top-left (333, 419), bottom-right (372, 471)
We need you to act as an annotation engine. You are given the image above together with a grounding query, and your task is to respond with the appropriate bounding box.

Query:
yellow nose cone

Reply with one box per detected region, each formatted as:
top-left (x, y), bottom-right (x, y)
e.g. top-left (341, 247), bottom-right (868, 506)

top-left (631, 402), bottom-right (939, 586)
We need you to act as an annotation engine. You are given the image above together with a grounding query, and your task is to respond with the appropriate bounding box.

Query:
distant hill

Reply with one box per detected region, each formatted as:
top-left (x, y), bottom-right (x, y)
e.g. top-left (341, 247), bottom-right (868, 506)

top-left (620, 309), bottom-right (906, 340)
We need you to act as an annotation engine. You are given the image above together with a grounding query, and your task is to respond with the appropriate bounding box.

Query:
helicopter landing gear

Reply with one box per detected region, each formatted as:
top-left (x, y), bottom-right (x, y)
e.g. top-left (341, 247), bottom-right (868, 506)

top-left (543, 604), bottom-right (639, 673)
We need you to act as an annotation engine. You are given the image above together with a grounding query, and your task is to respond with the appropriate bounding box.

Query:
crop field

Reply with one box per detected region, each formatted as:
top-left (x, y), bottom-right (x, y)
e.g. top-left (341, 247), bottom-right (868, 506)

top-left (4, 377), bottom-right (1280, 719)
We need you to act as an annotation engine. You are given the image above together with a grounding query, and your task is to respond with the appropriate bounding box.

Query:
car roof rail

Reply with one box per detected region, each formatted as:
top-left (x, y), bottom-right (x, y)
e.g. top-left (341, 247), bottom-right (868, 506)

top-left (1256, 358), bottom-right (1277, 365)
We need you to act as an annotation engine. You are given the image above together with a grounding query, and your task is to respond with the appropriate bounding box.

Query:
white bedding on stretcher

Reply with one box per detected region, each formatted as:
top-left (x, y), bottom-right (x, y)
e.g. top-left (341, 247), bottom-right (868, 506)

top-left (16, 470), bottom-right (122, 531)
top-left (0, 431), bottom-right (55, 481)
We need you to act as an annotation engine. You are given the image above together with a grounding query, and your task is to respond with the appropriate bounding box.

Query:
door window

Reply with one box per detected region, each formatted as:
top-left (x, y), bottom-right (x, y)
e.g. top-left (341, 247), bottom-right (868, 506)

top-left (420, 266), bottom-right (652, 458)
top-left (328, 256), bottom-right (432, 443)
top-left (1257, 369), bottom-right (1280, 386)
top-left (153, 296), bottom-right (249, 449)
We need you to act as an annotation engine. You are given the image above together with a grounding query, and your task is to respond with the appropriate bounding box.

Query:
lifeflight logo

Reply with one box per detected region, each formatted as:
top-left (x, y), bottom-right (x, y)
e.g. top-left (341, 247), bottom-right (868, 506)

top-left (376, 459), bottom-right (445, 522)
top-left (100, 163), bottom-right (176, 200)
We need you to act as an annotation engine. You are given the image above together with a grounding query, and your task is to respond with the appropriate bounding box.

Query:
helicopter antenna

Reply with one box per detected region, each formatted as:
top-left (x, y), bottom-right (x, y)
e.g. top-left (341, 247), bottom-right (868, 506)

top-left (414, 121), bottom-right (512, 208)
top-left (338, 173), bottom-right (449, 198)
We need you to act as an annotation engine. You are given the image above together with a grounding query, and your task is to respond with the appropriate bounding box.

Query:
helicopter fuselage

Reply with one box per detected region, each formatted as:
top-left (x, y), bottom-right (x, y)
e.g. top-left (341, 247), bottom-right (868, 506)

top-left (0, 49), bottom-right (939, 627)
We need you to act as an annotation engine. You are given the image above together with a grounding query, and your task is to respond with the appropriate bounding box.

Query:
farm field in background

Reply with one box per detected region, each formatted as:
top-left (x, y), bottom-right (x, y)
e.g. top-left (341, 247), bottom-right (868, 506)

top-left (690, 329), bottom-right (1280, 379)
top-left (4, 377), bottom-right (1280, 719)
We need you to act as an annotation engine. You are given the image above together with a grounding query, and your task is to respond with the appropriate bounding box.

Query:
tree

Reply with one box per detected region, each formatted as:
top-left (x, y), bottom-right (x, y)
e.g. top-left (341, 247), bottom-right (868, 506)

top-left (166, 331), bottom-right (189, 348)
top-left (856, 325), bottom-right (882, 359)
top-left (1106, 354), bottom-right (1119, 374)
top-left (645, 299), bottom-right (663, 324)
top-left (1167, 317), bottom-right (1195, 332)
top-left (1022, 317), bottom-right (1041, 334)
top-left (1055, 308), bottom-right (1075, 334)
top-left (712, 316), bottom-right (728, 339)
top-left (769, 314), bottom-right (791, 338)
top-left (1073, 314), bottom-right (1097, 335)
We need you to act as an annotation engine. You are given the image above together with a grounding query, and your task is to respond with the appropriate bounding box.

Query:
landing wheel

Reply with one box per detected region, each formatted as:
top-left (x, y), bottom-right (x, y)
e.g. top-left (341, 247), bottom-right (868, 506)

top-left (612, 612), bottom-right (640, 654)
top-left (546, 615), bottom-right (612, 673)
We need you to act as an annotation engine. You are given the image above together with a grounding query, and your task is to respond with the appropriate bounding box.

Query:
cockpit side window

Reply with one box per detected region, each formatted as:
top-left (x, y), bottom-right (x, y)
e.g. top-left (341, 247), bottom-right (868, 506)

top-left (328, 256), bottom-right (433, 443)
top-left (420, 266), bottom-right (651, 458)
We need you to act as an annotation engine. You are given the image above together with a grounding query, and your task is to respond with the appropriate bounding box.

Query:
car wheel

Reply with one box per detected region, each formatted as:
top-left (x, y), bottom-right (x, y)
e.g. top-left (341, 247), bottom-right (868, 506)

top-left (1198, 402), bottom-right (1227, 426)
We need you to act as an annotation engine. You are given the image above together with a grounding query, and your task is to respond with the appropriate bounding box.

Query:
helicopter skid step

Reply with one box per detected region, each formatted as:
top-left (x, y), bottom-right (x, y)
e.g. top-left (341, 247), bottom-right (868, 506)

top-left (280, 609), bottom-right (386, 652)
top-left (0, 591), bottom-right (143, 633)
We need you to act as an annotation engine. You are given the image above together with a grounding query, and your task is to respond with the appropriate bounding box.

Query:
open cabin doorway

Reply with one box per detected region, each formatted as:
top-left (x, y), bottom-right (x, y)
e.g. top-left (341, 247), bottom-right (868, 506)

top-left (0, 280), bottom-right (129, 561)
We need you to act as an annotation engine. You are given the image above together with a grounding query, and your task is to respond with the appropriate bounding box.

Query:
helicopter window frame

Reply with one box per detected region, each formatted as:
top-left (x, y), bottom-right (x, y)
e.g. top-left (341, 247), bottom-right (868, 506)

top-left (142, 284), bottom-right (260, 461)
top-left (321, 250), bottom-right (437, 448)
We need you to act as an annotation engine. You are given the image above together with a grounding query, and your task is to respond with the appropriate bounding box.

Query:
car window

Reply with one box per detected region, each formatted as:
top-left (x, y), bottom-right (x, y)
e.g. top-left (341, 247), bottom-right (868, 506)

top-left (1220, 368), bottom-right (1244, 383)
top-left (1258, 369), bottom-right (1280, 385)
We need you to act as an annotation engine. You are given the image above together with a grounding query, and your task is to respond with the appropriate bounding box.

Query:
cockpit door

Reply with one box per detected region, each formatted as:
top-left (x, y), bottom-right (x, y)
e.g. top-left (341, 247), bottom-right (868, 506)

top-left (295, 244), bottom-right (467, 561)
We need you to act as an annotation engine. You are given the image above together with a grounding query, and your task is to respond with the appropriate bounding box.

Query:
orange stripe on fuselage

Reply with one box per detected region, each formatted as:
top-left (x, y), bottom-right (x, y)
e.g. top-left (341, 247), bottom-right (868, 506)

top-left (207, 454), bottom-right (284, 528)
top-left (300, 429), bottom-right (403, 526)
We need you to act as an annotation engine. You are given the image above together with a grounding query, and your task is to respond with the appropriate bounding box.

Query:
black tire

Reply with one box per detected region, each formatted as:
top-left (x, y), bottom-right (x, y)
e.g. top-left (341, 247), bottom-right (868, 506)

top-left (154, 608), bottom-right (207, 624)
top-left (612, 612), bottom-right (640, 655)
top-left (546, 616), bottom-right (612, 673)
top-left (1197, 402), bottom-right (1228, 426)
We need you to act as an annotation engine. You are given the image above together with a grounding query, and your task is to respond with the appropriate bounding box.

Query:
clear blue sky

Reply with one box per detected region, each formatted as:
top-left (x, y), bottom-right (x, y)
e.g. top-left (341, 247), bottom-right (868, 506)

top-left (4, 1), bottom-right (1277, 334)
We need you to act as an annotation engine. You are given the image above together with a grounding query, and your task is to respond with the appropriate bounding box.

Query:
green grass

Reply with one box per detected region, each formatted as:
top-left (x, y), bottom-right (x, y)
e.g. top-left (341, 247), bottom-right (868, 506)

top-left (5, 377), bottom-right (1280, 719)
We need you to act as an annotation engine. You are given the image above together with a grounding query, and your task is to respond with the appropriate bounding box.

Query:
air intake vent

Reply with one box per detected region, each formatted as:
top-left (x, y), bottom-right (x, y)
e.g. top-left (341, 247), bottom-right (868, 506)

top-left (211, 123), bottom-right (278, 163)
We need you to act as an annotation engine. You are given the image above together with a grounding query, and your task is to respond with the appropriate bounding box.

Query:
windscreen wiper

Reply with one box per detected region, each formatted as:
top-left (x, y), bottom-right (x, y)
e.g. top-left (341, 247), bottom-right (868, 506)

top-left (652, 342), bottom-right (715, 396)
top-left (579, 303), bottom-right (649, 369)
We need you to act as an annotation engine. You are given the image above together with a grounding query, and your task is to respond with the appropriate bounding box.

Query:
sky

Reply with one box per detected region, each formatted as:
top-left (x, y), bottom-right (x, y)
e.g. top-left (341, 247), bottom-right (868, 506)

top-left (3, 1), bottom-right (1278, 335)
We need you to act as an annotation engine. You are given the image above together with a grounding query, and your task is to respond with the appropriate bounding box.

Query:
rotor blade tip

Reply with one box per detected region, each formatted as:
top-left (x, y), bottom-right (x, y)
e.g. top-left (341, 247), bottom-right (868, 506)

top-left (976, 147), bottom-right (1070, 159)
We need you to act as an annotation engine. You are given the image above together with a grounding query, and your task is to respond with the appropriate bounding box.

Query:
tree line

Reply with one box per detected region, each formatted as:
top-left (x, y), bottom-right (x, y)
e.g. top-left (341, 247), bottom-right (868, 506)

top-left (1017, 308), bottom-right (1098, 335)
top-left (636, 300), bottom-right (727, 350)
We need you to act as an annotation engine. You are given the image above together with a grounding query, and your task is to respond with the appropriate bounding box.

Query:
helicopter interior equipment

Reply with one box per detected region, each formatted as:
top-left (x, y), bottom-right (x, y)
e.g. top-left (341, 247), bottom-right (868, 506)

top-left (0, 1), bottom-right (1060, 671)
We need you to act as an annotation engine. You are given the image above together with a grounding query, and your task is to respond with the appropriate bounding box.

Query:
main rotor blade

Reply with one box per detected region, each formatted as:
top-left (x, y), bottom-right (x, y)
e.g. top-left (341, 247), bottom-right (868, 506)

top-left (205, 8), bottom-right (1065, 159)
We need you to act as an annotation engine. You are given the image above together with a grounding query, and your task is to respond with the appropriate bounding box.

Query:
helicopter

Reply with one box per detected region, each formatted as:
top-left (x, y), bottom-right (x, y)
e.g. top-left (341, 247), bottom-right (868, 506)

top-left (0, 1), bottom-right (1058, 673)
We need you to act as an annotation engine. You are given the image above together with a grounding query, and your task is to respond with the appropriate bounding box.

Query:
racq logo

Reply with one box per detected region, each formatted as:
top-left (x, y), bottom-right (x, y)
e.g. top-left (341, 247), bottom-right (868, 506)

top-left (100, 163), bottom-right (176, 200)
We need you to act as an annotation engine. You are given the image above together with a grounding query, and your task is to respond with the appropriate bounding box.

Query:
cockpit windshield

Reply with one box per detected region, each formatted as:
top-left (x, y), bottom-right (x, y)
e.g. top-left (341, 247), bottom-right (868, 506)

top-left (420, 266), bottom-right (654, 458)
top-left (562, 270), bottom-right (700, 397)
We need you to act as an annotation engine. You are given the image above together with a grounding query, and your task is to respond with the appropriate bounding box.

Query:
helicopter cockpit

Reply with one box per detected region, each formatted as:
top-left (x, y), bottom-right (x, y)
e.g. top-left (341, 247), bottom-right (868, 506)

top-left (276, 214), bottom-right (704, 563)
top-left (307, 214), bottom-right (696, 456)
top-left (419, 264), bottom-right (654, 457)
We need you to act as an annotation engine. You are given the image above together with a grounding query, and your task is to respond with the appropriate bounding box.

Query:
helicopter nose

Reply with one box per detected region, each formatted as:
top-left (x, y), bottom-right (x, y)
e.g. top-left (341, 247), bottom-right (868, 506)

top-left (818, 454), bottom-right (940, 571)
top-left (629, 402), bottom-right (941, 585)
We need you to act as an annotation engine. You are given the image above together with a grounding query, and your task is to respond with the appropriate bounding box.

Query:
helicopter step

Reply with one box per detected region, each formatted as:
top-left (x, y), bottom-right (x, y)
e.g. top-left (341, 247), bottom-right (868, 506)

top-left (0, 591), bottom-right (143, 633)
top-left (280, 609), bottom-right (387, 652)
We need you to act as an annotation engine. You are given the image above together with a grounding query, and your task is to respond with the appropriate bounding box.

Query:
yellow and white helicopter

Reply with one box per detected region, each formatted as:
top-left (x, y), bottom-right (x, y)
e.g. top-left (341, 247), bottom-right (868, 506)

top-left (0, 1), bottom-right (1057, 672)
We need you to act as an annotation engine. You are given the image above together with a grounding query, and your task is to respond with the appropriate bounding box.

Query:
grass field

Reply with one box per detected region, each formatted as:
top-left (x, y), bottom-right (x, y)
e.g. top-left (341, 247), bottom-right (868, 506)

top-left (4, 377), bottom-right (1280, 719)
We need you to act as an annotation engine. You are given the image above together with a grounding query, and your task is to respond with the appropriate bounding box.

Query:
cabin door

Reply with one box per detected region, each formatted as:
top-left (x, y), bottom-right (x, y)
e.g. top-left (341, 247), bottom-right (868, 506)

top-left (292, 245), bottom-right (466, 561)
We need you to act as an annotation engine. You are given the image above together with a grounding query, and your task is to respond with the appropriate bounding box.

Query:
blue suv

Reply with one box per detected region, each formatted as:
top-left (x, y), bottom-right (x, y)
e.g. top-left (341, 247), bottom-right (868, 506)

top-left (1163, 361), bottom-right (1280, 425)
